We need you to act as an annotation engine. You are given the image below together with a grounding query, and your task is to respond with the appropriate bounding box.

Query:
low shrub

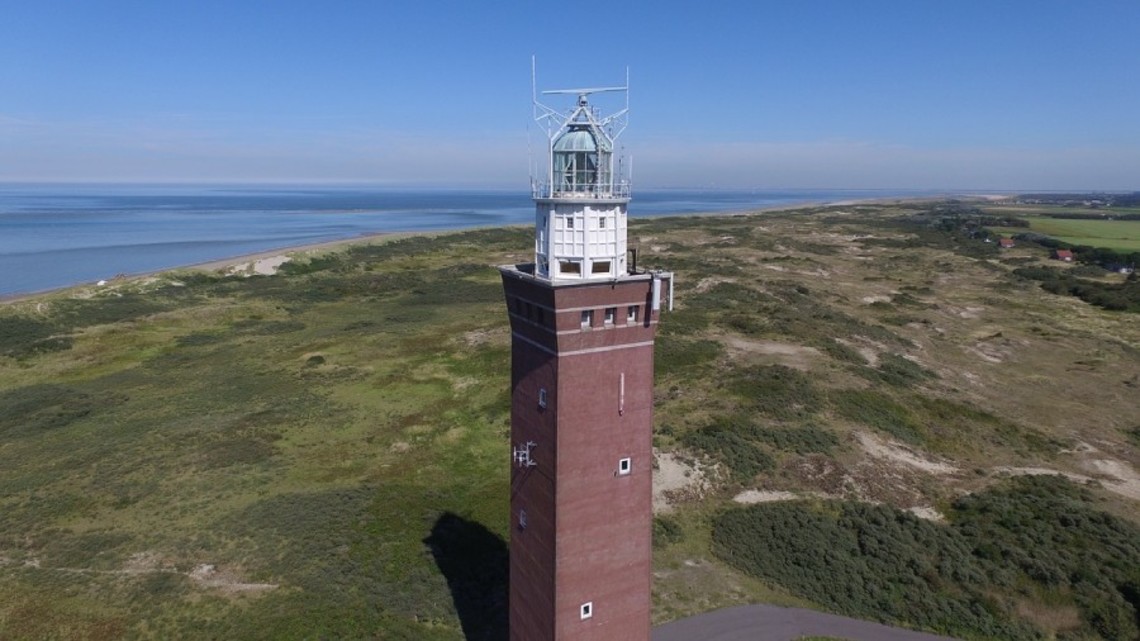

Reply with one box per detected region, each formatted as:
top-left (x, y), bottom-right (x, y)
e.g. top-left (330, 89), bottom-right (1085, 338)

top-left (652, 516), bottom-right (684, 548)
top-left (727, 365), bottom-right (821, 421)
top-left (831, 389), bottom-right (924, 444)
top-left (681, 418), bottom-right (775, 481)
top-left (655, 337), bottom-right (723, 376)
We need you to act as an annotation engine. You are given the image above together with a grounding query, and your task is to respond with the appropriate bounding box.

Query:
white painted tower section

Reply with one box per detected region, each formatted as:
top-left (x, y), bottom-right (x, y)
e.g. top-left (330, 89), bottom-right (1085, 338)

top-left (532, 69), bottom-right (630, 281)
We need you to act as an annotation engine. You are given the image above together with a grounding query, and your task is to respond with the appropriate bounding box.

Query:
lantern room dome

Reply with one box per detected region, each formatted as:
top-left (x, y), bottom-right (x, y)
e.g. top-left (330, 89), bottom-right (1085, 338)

top-left (552, 126), bottom-right (609, 153)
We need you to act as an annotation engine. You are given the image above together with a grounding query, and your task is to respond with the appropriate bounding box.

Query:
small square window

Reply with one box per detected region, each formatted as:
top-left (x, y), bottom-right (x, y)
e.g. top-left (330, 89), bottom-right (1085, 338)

top-left (580, 602), bottom-right (593, 620)
top-left (604, 307), bottom-right (616, 325)
top-left (627, 305), bottom-right (639, 323)
top-left (599, 217), bottom-right (606, 229)
top-left (566, 217), bottom-right (575, 229)
top-left (538, 388), bottom-right (547, 409)
top-left (580, 310), bottom-right (593, 329)
top-left (618, 458), bottom-right (631, 476)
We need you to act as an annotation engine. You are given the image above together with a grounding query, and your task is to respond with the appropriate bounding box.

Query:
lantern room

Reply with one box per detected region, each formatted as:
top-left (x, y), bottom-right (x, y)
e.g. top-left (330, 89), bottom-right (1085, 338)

top-left (552, 123), bottom-right (611, 196)
top-left (531, 79), bottom-right (630, 282)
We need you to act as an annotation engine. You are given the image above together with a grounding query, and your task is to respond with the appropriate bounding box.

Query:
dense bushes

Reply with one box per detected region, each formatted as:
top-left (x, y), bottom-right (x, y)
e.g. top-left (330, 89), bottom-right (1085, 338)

top-left (712, 476), bottom-right (1140, 641)
top-left (713, 500), bottom-right (1037, 640)
top-left (1014, 267), bottom-right (1140, 312)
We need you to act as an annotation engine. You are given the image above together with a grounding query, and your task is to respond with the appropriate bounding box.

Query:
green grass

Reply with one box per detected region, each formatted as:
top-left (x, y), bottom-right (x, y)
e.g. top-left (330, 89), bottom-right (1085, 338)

top-left (1022, 217), bottom-right (1140, 252)
top-left (0, 230), bottom-right (521, 640)
top-left (2, 204), bottom-right (1138, 640)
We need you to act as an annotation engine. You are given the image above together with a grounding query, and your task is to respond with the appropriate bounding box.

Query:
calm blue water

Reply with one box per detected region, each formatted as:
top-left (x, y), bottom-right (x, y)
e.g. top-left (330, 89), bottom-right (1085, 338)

top-left (0, 184), bottom-right (928, 297)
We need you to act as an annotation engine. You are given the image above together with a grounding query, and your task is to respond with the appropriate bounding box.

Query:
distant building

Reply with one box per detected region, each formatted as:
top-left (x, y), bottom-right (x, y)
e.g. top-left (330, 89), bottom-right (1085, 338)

top-left (998, 238), bottom-right (1016, 249)
top-left (1053, 249), bottom-right (1075, 262)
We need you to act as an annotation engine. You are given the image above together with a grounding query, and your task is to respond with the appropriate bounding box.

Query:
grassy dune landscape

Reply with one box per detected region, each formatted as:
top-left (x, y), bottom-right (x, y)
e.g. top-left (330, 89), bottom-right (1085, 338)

top-left (2, 202), bottom-right (1139, 640)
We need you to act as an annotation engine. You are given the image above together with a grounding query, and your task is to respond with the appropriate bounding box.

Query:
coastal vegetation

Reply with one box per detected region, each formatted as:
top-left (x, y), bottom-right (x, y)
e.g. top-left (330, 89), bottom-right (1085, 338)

top-left (2, 200), bottom-right (1139, 640)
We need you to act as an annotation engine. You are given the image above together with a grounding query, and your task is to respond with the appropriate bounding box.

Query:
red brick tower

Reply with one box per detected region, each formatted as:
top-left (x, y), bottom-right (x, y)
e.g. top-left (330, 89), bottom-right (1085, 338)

top-left (500, 73), bottom-right (672, 640)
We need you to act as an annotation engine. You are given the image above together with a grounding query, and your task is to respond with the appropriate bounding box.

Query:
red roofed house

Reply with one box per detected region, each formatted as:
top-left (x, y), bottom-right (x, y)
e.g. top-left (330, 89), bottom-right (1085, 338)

top-left (1054, 249), bottom-right (1075, 262)
top-left (998, 237), bottom-right (1016, 249)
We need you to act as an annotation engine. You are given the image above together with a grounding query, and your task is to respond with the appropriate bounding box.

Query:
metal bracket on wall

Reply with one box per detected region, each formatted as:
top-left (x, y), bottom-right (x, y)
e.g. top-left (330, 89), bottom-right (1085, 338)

top-left (513, 441), bottom-right (538, 468)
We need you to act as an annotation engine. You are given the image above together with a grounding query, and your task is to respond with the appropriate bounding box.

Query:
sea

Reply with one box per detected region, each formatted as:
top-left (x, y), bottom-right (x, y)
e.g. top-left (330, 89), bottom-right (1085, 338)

top-left (0, 184), bottom-right (934, 297)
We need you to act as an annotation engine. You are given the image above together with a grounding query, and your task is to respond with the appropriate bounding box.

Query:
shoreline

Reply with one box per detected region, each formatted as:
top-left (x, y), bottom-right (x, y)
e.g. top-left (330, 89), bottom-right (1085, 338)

top-left (0, 195), bottom-right (974, 306)
top-left (0, 231), bottom-right (403, 305)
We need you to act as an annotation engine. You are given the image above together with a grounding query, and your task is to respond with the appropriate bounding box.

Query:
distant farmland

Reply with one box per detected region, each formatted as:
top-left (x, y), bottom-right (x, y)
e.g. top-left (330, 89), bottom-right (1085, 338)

top-left (1018, 217), bottom-right (1140, 252)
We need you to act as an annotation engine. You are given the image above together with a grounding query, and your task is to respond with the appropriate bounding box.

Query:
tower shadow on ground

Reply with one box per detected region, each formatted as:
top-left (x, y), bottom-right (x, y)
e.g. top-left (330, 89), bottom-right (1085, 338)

top-left (424, 512), bottom-right (509, 641)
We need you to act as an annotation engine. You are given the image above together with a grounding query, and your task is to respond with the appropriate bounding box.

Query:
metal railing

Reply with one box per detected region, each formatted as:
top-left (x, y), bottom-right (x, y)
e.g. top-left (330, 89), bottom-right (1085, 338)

top-left (532, 181), bottom-right (631, 200)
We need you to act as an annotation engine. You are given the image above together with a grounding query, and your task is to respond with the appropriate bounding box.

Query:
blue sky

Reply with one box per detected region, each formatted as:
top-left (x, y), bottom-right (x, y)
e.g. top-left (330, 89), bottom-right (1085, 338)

top-left (2, 1), bottom-right (1137, 189)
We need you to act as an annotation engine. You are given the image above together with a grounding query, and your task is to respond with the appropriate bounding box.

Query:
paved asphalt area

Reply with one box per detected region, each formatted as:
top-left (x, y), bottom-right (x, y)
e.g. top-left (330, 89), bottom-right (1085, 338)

top-left (653, 605), bottom-right (962, 641)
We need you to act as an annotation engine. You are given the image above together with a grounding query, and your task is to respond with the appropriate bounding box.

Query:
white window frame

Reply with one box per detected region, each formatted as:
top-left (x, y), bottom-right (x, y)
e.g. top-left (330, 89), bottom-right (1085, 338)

top-left (618, 458), bottom-right (632, 476)
top-left (538, 388), bottom-right (547, 409)
top-left (580, 602), bottom-right (593, 620)
top-left (604, 307), bottom-right (616, 326)
top-left (627, 305), bottom-right (639, 323)
top-left (580, 310), bottom-right (593, 329)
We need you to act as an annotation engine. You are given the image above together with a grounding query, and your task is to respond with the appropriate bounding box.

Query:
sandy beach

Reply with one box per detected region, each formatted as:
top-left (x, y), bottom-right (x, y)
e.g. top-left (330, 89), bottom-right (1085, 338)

top-left (0, 194), bottom-right (980, 306)
top-left (0, 231), bottom-right (405, 305)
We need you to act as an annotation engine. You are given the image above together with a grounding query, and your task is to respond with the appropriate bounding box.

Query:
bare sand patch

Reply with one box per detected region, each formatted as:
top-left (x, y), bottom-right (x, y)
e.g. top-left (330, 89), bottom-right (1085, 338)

top-left (835, 337), bottom-right (879, 366)
top-left (988, 464), bottom-right (1140, 502)
top-left (732, 489), bottom-right (839, 504)
top-left (654, 451), bottom-right (710, 514)
top-left (1083, 459), bottom-right (1140, 501)
top-left (13, 552), bottom-right (277, 594)
top-left (964, 343), bottom-right (1007, 364)
top-left (908, 506), bottom-right (945, 522)
top-left (692, 276), bottom-right (736, 293)
top-left (226, 254), bottom-right (291, 276)
top-left (994, 466), bottom-right (1087, 480)
top-left (189, 563), bottom-right (278, 593)
top-left (732, 490), bottom-right (799, 504)
top-left (856, 432), bottom-right (958, 475)
top-left (722, 337), bottom-right (820, 370)
top-left (461, 327), bottom-right (507, 347)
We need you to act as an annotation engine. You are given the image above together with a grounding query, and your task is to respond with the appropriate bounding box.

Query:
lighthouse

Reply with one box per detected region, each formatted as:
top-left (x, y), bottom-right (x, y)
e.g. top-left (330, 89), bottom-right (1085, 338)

top-left (499, 69), bottom-right (672, 641)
